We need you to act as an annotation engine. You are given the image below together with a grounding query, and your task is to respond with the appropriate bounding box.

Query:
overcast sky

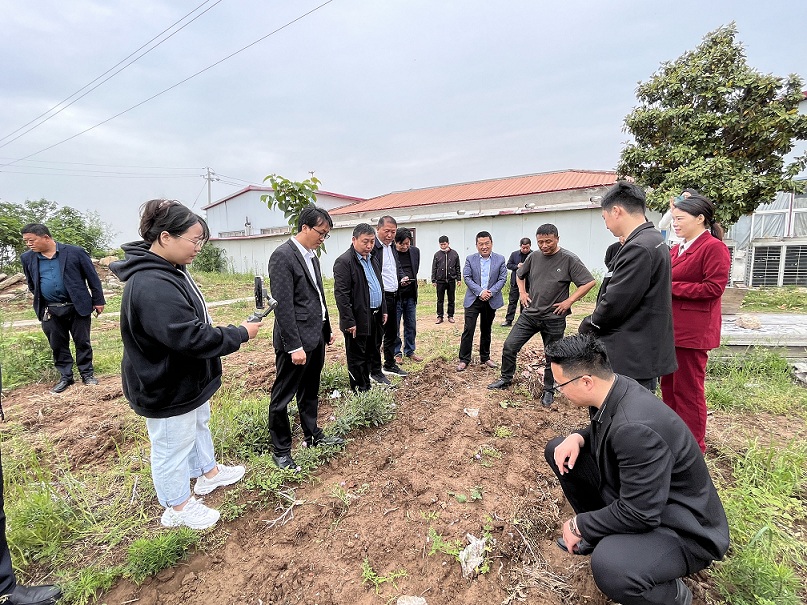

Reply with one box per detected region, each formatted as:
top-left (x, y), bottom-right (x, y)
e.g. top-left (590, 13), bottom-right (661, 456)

top-left (1, 0), bottom-right (805, 246)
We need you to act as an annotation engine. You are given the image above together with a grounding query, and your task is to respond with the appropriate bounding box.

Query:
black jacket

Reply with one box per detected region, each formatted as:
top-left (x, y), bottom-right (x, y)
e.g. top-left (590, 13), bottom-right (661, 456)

top-left (268, 239), bottom-right (332, 353)
top-left (21, 243), bottom-right (105, 320)
top-left (575, 375), bottom-right (730, 564)
top-left (581, 222), bottom-right (676, 380)
top-left (333, 246), bottom-right (386, 336)
top-left (506, 249), bottom-right (531, 286)
top-left (431, 248), bottom-right (461, 283)
top-left (110, 242), bottom-right (248, 418)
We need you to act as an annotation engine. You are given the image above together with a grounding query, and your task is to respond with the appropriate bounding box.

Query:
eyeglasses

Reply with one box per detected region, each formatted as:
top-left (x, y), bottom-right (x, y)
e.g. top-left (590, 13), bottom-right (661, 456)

top-left (310, 226), bottom-right (330, 240)
top-left (175, 234), bottom-right (206, 249)
top-left (547, 375), bottom-right (586, 394)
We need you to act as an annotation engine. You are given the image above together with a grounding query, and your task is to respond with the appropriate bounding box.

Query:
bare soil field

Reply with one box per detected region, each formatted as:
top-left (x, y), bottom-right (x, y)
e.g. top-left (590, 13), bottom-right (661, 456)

top-left (6, 309), bottom-right (803, 605)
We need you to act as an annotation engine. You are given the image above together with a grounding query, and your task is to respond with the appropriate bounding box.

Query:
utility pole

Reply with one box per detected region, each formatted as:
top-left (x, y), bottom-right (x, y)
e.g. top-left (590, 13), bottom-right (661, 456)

top-left (206, 166), bottom-right (213, 207)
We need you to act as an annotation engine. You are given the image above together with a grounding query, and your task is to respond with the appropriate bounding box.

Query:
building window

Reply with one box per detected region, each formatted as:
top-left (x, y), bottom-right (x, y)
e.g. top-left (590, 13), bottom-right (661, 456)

top-left (749, 244), bottom-right (807, 287)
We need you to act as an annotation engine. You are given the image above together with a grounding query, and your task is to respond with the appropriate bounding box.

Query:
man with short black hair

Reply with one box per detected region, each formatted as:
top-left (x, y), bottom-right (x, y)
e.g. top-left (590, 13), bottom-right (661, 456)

top-left (267, 205), bottom-right (344, 470)
top-left (501, 237), bottom-right (532, 327)
top-left (333, 224), bottom-right (388, 393)
top-left (371, 216), bottom-right (406, 381)
top-left (392, 228), bottom-right (421, 363)
top-left (488, 224), bottom-right (595, 406)
top-left (544, 334), bottom-right (729, 605)
top-left (431, 235), bottom-right (460, 324)
top-left (457, 231), bottom-right (507, 372)
top-left (20, 224), bottom-right (106, 394)
top-left (579, 181), bottom-right (676, 390)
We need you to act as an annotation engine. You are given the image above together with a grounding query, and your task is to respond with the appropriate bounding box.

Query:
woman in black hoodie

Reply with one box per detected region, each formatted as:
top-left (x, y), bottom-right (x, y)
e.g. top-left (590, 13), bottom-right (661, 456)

top-left (111, 200), bottom-right (261, 529)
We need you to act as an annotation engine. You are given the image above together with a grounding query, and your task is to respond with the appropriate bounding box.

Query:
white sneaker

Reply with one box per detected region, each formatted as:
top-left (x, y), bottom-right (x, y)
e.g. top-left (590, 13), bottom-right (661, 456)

top-left (193, 464), bottom-right (246, 495)
top-left (160, 497), bottom-right (220, 529)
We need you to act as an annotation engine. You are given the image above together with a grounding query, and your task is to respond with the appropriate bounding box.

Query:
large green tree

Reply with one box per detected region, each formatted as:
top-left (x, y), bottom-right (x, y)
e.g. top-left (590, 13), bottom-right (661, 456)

top-left (618, 23), bottom-right (807, 227)
top-left (0, 198), bottom-right (113, 271)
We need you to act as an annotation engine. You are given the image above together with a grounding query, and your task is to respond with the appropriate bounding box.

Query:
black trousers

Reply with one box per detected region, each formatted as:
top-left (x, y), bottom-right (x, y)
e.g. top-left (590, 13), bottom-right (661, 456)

top-left (458, 298), bottom-right (495, 364)
top-left (435, 280), bottom-right (457, 318)
top-left (41, 306), bottom-right (94, 379)
top-left (544, 437), bottom-right (712, 605)
top-left (500, 313), bottom-right (566, 384)
top-left (0, 450), bottom-right (16, 597)
top-left (268, 331), bottom-right (327, 457)
top-left (504, 281), bottom-right (522, 323)
top-left (371, 291), bottom-right (399, 372)
top-left (347, 310), bottom-right (383, 392)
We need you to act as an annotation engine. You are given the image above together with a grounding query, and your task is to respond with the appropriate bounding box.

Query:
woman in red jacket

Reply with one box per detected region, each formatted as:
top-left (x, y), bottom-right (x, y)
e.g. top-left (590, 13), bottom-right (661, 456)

top-left (661, 191), bottom-right (731, 453)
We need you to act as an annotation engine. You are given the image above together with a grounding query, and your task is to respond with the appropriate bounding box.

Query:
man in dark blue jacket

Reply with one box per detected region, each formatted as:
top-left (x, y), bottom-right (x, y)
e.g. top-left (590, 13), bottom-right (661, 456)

top-left (21, 224), bottom-right (105, 393)
top-left (544, 334), bottom-right (729, 605)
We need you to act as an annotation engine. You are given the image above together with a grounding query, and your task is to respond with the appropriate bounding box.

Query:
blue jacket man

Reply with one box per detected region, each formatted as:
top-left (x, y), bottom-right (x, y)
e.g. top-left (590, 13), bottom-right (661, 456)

top-left (457, 231), bottom-right (507, 371)
top-left (20, 224), bottom-right (105, 393)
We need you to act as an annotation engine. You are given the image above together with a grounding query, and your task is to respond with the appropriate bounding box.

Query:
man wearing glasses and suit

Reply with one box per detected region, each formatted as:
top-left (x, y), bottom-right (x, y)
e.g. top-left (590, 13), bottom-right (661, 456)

top-left (267, 206), bottom-right (344, 471)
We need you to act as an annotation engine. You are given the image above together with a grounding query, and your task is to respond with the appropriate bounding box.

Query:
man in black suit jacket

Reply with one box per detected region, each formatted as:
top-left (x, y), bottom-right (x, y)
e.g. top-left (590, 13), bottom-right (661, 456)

top-left (544, 334), bottom-right (729, 605)
top-left (267, 206), bottom-right (344, 470)
top-left (370, 216), bottom-right (406, 382)
top-left (392, 227), bottom-right (421, 362)
top-left (21, 224), bottom-right (105, 394)
top-left (333, 223), bottom-right (387, 393)
top-left (580, 181), bottom-right (676, 391)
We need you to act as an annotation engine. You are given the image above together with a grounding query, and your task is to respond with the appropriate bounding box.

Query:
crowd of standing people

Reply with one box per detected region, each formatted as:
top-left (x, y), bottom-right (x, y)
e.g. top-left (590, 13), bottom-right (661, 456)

top-left (7, 179), bottom-right (733, 605)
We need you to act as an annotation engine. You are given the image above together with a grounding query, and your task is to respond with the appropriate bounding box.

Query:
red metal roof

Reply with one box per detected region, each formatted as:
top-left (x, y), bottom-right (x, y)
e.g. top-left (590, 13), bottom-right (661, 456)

top-left (330, 169), bottom-right (617, 215)
top-left (203, 185), bottom-right (365, 210)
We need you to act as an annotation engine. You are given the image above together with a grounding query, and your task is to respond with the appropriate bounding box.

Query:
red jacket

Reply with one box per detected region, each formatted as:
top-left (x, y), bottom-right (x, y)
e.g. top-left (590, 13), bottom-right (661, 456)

top-left (669, 233), bottom-right (731, 350)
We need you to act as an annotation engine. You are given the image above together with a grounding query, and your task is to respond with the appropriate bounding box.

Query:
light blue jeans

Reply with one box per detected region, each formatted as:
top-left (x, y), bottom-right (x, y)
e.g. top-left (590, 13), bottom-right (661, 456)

top-left (145, 401), bottom-right (217, 507)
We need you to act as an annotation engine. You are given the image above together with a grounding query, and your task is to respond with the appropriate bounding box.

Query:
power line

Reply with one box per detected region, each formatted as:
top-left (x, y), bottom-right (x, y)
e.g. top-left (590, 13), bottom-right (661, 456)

top-left (0, 0), bottom-right (225, 149)
top-left (0, 157), bottom-right (202, 170)
top-left (0, 0), bottom-right (335, 170)
top-left (0, 169), bottom-right (199, 179)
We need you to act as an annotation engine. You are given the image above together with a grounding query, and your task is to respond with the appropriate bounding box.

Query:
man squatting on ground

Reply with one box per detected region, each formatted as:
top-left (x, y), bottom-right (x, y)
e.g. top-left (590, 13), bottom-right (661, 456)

top-left (544, 334), bottom-right (729, 605)
top-left (488, 224), bottom-right (595, 406)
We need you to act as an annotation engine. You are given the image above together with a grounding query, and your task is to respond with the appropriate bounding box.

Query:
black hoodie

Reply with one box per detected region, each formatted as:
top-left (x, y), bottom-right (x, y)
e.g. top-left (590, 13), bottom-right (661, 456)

top-left (110, 241), bottom-right (249, 418)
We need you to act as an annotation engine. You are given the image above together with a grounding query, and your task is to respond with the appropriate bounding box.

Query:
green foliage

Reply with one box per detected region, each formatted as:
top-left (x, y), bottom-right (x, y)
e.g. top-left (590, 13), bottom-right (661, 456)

top-left (209, 396), bottom-right (274, 459)
top-left (712, 440), bottom-right (807, 604)
top-left (328, 388), bottom-right (397, 437)
top-left (618, 23), bottom-right (807, 227)
top-left (0, 330), bottom-right (59, 388)
top-left (705, 347), bottom-right (804, 415)
top-left (426, 527), bottom-right (463, 558)
top-left (360, 558), bottom-right (407, 594)
top-left (61, 566), bottom-right (122, 605)
top-left (319, 361), bottom-right (350, 395)
top-left (0, 198), bottom-right (113, 270)
top-left (260, 173), bottom-right (321, 230)
top-left (6, 482), bottom-right (80, 567)
top-left (740, 286), bottom-right (807, 313)
top-left (191, 243), bottom-right (227, 273)
top-left (124, 529), bottom-right (201, 583)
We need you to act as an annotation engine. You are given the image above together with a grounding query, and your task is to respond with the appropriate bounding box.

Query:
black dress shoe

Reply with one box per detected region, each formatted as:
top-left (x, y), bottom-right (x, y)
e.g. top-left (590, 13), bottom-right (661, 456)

top-left (306, 434), bottom-right (346, 448)
top-left (487, 378), bottom-right (511, 390)
top-left (501, 321), bottom-right (512, 327)
top-left (271, 453), bottom-right (300, 471)
top-left (50, 378), bottom-right (74, 394)
top-left (82, 375), bottom-right (99, 385)
top-left (555, 536), bottom-right (594, 555)
top-left (7, 583), bottom-right (62, 604)
top-left (541, 390), bottom-right (555, 407)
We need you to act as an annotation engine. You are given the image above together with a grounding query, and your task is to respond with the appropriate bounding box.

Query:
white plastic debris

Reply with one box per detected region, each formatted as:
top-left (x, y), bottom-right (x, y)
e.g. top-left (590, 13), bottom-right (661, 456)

top-left (459, 533), bottom-right (487, 578)
top-left (330, 389), bottom-right (341, 399)
top-left (396, 597), bottom-right (427, 605)
top-left (463, 407), bottom-right (479, 418)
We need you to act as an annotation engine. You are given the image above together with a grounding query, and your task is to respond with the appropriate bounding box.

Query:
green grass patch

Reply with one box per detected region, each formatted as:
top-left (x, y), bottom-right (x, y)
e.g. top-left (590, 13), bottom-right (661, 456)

top-left (711, 440), bottom-right (807, 604)
top-left (740, 286), bottom-right (807, 313)
top-left (124, 529), bottom-right (201, 583)
top-left (706, 347), bottom-right (806, 415)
